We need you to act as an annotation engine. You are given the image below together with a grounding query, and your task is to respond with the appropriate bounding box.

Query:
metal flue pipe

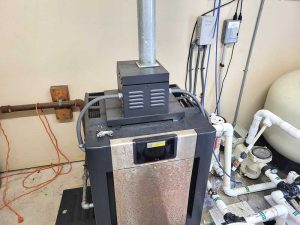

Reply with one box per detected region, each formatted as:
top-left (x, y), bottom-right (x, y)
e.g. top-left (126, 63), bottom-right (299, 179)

top-left (137, 0), bottom-right (157, 67)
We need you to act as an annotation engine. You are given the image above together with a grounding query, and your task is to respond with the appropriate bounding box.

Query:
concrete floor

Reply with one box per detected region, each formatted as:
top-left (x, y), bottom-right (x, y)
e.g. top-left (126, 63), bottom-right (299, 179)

top-left (0, 162), bottom-right (84, 225)
top-left (0, 161), bottom-right (276, 225)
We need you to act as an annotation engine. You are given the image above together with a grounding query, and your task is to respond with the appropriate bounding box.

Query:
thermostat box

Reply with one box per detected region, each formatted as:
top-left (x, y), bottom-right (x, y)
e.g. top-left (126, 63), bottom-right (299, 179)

top-left (196, 16), bottom-right (216, 46)
top-left (221, 19), bottom-right (241, 45)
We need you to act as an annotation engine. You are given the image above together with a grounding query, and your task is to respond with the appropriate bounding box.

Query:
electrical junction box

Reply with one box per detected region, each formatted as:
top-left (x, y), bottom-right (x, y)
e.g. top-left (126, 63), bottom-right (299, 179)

top-left (221, 19), bottom-right (241, 45)
top-left (196, 16), bottom-right (216, 46)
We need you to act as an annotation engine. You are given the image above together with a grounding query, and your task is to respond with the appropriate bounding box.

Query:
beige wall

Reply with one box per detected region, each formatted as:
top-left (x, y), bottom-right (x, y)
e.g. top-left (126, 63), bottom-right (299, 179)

top-left (0, 0), bottom-right (300, 171)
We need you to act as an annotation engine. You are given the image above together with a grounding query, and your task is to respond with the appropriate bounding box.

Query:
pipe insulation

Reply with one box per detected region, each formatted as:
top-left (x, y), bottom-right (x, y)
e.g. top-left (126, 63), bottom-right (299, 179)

top-left (246, 110), bottom-right (300, 145)
top-left (137, 0), bottom-right (157, 67)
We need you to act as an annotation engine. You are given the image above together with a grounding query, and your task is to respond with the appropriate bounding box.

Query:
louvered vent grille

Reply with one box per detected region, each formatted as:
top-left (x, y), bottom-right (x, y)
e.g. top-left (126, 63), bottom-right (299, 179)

top-left (88, 108), bottom-right (101, 118)
top-left (150, 89), bottom-right (166, 107)
top-left (88, 96), bottom-right (101, 118)
top-left (128, 91), bottom-right (144, 110)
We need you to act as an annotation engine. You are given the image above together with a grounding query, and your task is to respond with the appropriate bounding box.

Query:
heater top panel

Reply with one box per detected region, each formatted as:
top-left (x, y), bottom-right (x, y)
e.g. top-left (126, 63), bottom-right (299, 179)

top-left (83, 87), bottom-right (215, 150)
top-left (117, 60), bottom-right (169, 86)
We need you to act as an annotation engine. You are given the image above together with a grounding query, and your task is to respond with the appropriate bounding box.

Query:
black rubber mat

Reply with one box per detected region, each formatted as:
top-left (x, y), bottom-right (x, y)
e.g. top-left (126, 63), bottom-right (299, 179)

top-left (55, 187), bottom-right (96, 225)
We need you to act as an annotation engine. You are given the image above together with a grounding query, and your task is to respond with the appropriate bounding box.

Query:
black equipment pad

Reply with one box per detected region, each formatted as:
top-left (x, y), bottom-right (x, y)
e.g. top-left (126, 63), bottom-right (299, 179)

top-left (55, 187), bottom-right (96, 225)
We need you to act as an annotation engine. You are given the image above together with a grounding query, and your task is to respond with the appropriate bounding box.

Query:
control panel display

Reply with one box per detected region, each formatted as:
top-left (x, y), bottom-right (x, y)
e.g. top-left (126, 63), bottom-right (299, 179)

top-left (133, 135), bottom-right (177, 164)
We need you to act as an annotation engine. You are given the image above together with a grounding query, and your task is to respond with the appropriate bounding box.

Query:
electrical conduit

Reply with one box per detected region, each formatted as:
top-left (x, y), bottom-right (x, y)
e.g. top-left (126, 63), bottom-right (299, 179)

top-left (76, 93), bottom-right (122, 151)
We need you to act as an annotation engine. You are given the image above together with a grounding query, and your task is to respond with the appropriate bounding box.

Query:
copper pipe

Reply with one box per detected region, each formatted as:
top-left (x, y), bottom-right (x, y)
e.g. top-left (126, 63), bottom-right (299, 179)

top-left (0, 99), bottom-right (85, 113)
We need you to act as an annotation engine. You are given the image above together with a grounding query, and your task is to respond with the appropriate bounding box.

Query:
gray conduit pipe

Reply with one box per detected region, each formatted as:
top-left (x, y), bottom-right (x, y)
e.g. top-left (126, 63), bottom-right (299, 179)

top-left (169, 88), bottom-right (208, 119)
top-left (76, 93), bottom-right (122, 151)
top-left (81, 165), bottom-right (94, 210)
top-left (233, 0), bottom-right (265, 126)
top-left (77, 94), bottom-right (122, 209)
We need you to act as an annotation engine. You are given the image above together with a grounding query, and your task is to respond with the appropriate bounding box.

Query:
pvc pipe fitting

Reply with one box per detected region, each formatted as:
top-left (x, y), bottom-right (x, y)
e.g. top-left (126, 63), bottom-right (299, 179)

top-left (246, 110), bottom-right (300, 145)
top-left (271, 190), bottom-right (300, 224)
top-left (286, 171), bottom-right (299, 184)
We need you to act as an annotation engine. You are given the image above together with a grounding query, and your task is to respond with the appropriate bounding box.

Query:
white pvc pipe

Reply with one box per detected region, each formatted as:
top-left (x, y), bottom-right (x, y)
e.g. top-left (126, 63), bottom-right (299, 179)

top-left (224, 182), bottom-right (277, 197)
top-left (232, 125), bottom-right (267, 172)
top-left (207, 180), bottom-right (230, 216)
top-left (286, 171), bottom-right (300, 184)
top-left (272, 190), bottom-right (300, 224)
top-left (207, 183), bottom-right (288, 225)
top-left (228, 223), bottom-right (254, 225)
top-left (246, 110), bottom-right (300, 145)
top-left (264, 169), bottom-right (283, 185)
top-left (213, 123), bottom-right (278, 197)
top-left (213, 194), bottom-right (230, 216)
top-left (213, 161), bottom-right (224, 177)
top-left (245, 205), bottom-right (288, 225)
top-left (213, 123), bottom-right (233, 190)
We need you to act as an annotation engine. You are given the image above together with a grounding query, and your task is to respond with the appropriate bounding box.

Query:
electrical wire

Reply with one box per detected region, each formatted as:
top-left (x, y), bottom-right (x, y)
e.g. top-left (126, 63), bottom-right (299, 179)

top-left (212, 148), bottom-right (242, 184)
top-left (215, 44), bottom-right (236, 113)
top-left (185, 22), bottom-right (198, 91)
top-left (202, 0), bottom-right (237, 16)
top-left (233, 0), bottom-right (240, 20)
top-left (193, 45), bottom-right (201, 95)
top-left (239, 0), bottom-right (244, 21)
top-left (0, 105), bottom-right (72, 223)
top-left (188, 43), bottom-right (195, 92)
top-left (200, 45), bottom-right (207, 100)
top-left (0, 121), bottom-right (24, 223)
top-left (185, 0), bottom-right (238, 93)
top-left (202, 46), bottom-right (211, 108)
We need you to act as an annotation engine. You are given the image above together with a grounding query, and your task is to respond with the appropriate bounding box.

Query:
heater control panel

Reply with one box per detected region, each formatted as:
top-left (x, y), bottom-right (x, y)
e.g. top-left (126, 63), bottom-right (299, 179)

top-left (133, 134), bottom-right (177, 164)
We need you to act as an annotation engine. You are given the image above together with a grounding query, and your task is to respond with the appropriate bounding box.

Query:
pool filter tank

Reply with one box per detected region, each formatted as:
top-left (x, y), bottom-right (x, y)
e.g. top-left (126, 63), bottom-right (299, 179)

top-left (80, 0), bottom-right (216, 225)
top-left (264, 70), bottom-right (300, 164)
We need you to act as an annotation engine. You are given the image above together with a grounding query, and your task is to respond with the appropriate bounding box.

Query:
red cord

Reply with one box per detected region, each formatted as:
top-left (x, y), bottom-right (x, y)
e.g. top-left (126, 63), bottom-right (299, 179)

top-left (0, 104), bottom-right (72, 222)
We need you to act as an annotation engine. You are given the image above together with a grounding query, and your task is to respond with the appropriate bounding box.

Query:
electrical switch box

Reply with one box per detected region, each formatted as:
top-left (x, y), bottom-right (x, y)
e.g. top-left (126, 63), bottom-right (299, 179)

top-left (221, 19), bottom-right (241, 45)
top-left (196, 16), bottom-right (216, 46)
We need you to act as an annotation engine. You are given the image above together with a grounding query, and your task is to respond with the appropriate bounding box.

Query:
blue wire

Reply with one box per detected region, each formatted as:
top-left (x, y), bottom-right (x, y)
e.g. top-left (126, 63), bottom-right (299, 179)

top-left (202, 46), bottom-right (211, 108)
top-left (212, 149), bottom-right (242, 184)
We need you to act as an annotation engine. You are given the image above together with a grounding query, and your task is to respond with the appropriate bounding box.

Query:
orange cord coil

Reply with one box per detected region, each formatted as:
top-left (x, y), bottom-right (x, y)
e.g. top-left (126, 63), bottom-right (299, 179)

top-left (0, 104), bottom-right (72, 223)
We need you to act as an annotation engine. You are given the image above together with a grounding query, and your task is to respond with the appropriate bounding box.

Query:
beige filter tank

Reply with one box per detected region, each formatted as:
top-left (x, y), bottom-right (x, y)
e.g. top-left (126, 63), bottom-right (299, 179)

top-left (264, 70), bottom-right (300, 163)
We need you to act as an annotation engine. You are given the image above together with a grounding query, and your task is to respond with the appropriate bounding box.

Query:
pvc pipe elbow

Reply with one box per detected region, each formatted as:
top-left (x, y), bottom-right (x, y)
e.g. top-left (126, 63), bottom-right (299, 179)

top-left (272, 205), bottom-right (289, 218)
top-left (213, 123), bottom-right (234, 137)
top-left (271, 190), bottom-right (285, 204)
top-left (286, 171), bottom-right (300, 184)
top-left (228, 223), bottom-right (254, 225)
top-left (223, 187), bottom-right (238, 197)
top-left (81, 202), bottom-right (94, 210)
top-left (223, 123), bottom-right (234, 137)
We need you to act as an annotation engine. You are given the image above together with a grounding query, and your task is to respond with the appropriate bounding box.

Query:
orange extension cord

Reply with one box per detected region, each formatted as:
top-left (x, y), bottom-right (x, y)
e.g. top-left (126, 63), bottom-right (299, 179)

top-left (0, 104), bottom-right (72, 223)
